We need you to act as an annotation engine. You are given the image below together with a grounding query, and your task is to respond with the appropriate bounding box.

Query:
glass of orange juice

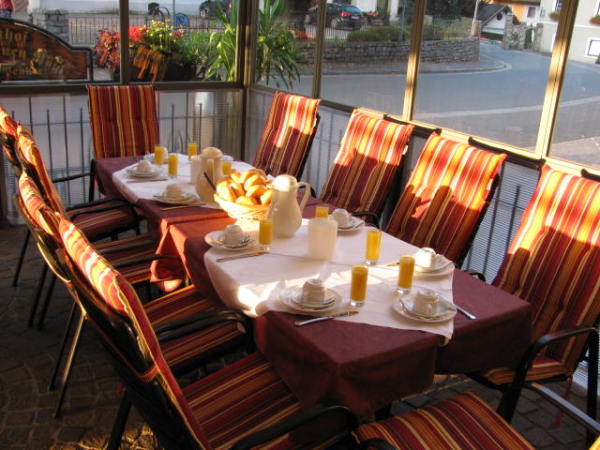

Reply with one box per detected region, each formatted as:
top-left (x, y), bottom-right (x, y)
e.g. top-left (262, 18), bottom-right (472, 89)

top-left (350, 265), bottom-right (368, 307)
top-left (222, 155), bottom-right (233, 174)
top-left (365, 229), bottom-right (382, 265)
top-left (187, 142), bottom-right (198, 161)
top-left (258, 218), bottom-right (272, 251)
top-left (154, 145), bottom-right (166, 166)
top-left (167, 153), bottom-right (178, 178)
top-left (315, 204), bottom-right (329, 218)
top-left (397, 255), bottom-right (415, 294)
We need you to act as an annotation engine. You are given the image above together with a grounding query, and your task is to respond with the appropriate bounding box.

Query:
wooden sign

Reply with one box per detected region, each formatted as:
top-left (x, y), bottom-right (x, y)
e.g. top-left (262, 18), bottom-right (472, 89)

top-left (0, 18), bottom-right (92, 81)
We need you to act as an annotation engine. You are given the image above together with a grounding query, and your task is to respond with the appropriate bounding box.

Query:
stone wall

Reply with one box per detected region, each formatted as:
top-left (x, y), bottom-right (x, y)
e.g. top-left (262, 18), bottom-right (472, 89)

top-left (297, 38), bottom-right (480, 65)
top-left (30, 9), bottom-right (69, 43)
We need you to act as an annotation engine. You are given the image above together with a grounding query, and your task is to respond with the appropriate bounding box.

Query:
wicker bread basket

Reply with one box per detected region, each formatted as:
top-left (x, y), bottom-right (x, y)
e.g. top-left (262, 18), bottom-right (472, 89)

top-left (214, 194), bottom-right (270, 221)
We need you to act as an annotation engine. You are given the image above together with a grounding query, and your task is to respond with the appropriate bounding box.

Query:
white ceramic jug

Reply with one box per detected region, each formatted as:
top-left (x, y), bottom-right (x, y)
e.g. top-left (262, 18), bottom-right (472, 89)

top-left (269, 175), bottom-right (311, 238)
top-left (195, 147), bottom-right (224, 201)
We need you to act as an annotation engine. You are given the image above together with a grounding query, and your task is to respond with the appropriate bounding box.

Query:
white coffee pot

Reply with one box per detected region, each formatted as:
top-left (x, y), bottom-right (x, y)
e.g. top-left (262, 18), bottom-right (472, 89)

top-left (269, 175), bottom-right (311, 238)
top-left (194, 147), bottom-right (224, 201)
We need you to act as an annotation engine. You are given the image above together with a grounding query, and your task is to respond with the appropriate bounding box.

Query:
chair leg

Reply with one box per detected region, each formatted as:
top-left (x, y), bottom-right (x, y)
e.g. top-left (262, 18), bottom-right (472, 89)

top-left (12, 228), bottom-right (31, 287)
top-left (53, 311), bottom-right (86, 418)
top-left (107, 395), bottom-right (132, 450)
top-left (49, 302), bottom-right (81, 391)
top-left (28, 264), bottom-right (48, 328)
top-left (36, 272), bottom-right (57, 330)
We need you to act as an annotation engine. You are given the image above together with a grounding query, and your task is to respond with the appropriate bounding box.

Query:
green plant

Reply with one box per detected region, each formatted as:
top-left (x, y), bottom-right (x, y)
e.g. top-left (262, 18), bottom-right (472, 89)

top-left (549, 11), bottom-right (559, 21)
top-left (590, 15), bottom-right (600, 25)
top-left (207, 0), bottom-right (299, 89)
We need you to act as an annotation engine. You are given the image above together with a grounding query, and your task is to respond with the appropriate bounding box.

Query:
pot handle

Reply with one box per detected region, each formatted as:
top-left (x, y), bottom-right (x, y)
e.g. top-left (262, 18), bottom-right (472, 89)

top-left (297, 182), bottom-right (312, 212)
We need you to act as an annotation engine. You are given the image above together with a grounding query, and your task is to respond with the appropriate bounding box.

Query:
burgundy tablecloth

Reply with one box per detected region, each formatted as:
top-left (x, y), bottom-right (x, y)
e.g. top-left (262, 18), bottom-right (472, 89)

top-left (154, 220), bottom-right (532, 419)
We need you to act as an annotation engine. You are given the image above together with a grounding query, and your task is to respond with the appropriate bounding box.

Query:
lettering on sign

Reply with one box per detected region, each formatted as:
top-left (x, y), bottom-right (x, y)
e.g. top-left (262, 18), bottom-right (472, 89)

top-left (0, 18), bottom-right (92, 82)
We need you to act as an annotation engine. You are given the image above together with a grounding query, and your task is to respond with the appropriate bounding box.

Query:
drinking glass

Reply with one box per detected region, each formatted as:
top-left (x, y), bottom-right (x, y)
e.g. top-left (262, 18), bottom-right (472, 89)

top-left (365, 229), bottom-right (382, 265)
top-left (258, 218), bottom-right (273, 251)
top-left (315, 204), bottom-right (329, 218)
top-left (187, 142), bottom-right (198, 161)
top-left (350, 265), bottom-right (368, 307)
top-left (397, 255), bottom-right (415, 295)
top-left (154, 145), bottom-right (166, 166)
top-left (167, 153), bottom-right (178, 178)
top-left (222, 155), bottom-right (233, 174)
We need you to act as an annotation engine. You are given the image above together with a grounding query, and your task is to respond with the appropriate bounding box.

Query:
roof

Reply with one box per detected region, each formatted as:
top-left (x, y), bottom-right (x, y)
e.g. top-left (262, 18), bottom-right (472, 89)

top-left (477, 3), bottom-right (517, 24)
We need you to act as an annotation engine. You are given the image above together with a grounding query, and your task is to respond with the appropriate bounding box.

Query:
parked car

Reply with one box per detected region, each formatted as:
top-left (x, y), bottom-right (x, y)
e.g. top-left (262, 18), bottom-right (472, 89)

top-left (304, 3), bottom-right (365, 30)
top-left (198, 0), bottom-right (231, 19)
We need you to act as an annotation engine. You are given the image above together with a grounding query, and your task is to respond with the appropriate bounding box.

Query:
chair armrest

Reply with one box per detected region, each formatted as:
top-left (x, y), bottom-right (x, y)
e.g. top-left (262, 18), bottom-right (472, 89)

top-left (52, 171), bottom-right (92, 184)
top-left (154, 309), bottom-right (254, 345)
top-left (231, 404), bottom-right (358, 450)
top-left (356, 438), bottom-right (400, 450)
top-left (464, 269), bottom-right (486, 281)
top-left (498, 325), bottom-right (599, 421)
top-left (352, 211), bottom-right (381, 228)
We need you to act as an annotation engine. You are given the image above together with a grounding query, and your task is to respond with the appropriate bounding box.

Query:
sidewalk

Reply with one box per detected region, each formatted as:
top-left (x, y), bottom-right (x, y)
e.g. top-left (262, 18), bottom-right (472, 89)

top-left (0, 223), bottom-right (593, 449)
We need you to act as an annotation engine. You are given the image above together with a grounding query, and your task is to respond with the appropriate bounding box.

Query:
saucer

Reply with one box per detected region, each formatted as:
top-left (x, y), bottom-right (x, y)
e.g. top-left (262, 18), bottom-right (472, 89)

top-left (280, 285), bottom-right (342, 313)
top-left (153, 192), bottom-right (198, 205)
top-left (414, 254), bottom-right (453, 274)
top-left (205, 231), bottom-right (255, 250)
top-left (392, 289), bottom-right (456, 322)
top-left (333, 216), bottom-right (364, 232)
top-left (126, 164), bottom-right (162, 178)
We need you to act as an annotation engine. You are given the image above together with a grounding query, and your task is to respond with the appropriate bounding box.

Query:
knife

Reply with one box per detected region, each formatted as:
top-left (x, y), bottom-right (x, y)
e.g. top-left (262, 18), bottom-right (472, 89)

top-left (455, 304), bottom-right (477, 320)
top-left (294, 310), bottom-right (358, 326)
top-left (126, 178), bottom-right (169, 183)
top-left (216, 252), bottom-right (268, 262)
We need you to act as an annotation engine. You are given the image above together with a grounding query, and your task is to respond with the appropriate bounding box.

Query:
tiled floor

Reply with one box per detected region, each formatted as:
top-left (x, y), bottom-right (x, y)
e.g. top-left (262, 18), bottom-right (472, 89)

top-left (0, 223), bottom-right (594, 449)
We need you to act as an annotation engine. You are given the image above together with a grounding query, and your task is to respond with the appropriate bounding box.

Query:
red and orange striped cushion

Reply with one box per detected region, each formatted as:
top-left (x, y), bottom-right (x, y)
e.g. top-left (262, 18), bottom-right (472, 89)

top-left (491, 166), bottom-right (600, 375)
top-left (385, 134), bottom-right (507, 263)
top-left (352, 391), bottom-right (534, 449)
top-left (320, 111), bottom-right (414, 213)
top-left (253, 91), bottom-right (321, 178)
top-left (16, 124), bottom-right (137, 239)
top-left (0, 104), bottom-right (18, 138)
top-left (87, 85), bottom-right (160, 159)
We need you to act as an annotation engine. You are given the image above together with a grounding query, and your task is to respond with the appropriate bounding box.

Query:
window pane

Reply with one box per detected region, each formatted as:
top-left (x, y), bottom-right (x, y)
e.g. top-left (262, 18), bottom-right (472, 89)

top-left (413, 0), bottom-right (549, 151)
top-left (319, 1), bottom-right (408, 111)
top-left (551, 1), bottom-right (600, 168)
top-left (254, 0), bottom-right (313, 96)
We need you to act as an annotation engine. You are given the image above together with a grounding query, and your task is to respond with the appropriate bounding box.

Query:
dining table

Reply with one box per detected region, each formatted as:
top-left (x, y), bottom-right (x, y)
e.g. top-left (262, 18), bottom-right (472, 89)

top-left (96, 155), bottom-right (533, 420)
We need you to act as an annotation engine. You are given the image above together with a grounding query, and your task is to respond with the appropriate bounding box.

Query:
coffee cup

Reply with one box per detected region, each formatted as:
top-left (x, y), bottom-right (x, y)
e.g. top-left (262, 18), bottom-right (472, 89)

top-left (223, 224), bottom-right (244, 246)
top-left (301, 279), bottom-right (327, 305)
top-left (331, 208), bottom-right (351, 227)
top-left (136, 160), bottom-right (153, 173)
top-left (165, 183), bottom-right (182, 198)
top-left (412, 288), bottom-right (439, 316)
top-left (415, 247), bottom-right (437, 268)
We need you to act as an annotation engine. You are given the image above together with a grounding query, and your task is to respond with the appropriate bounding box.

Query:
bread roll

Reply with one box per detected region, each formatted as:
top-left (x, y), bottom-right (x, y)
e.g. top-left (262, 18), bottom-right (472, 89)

top-left (235, 195), bottom-right (258, 206)
top-left (260, 189), bottom-right (272, 205)
top-left (229, 169), bottom-right (242, 184)
top-left (240, 168), bottom-right (264, 184)
top-left (230, 181), bottom-right (245, 198)
top-left (216, 178), bottom-right (236, 202)
top-left (246, 184), bottom-right (267, 199)
top-left (243, 173), bottom-right (267, 191)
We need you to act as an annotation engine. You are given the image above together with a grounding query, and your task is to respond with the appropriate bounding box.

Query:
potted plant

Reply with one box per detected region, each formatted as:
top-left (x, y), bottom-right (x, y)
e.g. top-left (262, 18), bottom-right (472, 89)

top-left (549, 11), bottom-right (560, 21)
top-left (590, 15), bottom-right (600, 25)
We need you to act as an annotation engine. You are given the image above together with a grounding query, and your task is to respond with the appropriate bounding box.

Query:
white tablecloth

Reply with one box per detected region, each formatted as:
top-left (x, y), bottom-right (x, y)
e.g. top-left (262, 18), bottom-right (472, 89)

top-left (204, 219), bottom-right (456, 339)
top-left (111, 155), bottom-right (254, 207)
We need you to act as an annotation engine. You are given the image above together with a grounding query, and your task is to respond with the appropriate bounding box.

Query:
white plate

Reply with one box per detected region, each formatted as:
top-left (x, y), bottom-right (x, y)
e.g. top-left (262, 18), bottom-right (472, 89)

top-left (333, 216), bottom-right (364, 232)
top-left (280, 285), bottom-right (342, 313)
top-left (205, 231), bottom-right (255, 250)
top-left (414, 262), bottom-right (454, 278)
top-left (414, 255), bottom-right (453, 273)
top-left (153, 192), bottom-right (198, 205)
top-left (126, 164), bottom-right (162, 178)
top-left (143, 154), bottom-right (155, 163)
top-left (392, 289), bottom-right (457, 322)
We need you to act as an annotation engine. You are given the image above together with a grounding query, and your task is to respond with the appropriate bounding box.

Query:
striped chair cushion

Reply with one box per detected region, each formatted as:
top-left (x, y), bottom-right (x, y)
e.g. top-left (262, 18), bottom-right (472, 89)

top-left (352, 391), bottom-right (534, 450)
top-left (320, 111), bottom-right (414, 213)
top-left (253, 92), bottom-right (321, 178)
top-left (87, 85), bottom-right (160, 159)
top-left (480, 356), bottom-right (570, 386)
top-left (19, 172), bottom-right (61, 239)
top-left (16, 125), bottom-right (137, 239)
top-left (385, 134), bottom-right (507, 263)
top-left (492, 166), bottom-right (600, 374)
top-left (184, 352), bottom-right (341, 450)
top-left (0, 104), bottom-right (18, 137)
